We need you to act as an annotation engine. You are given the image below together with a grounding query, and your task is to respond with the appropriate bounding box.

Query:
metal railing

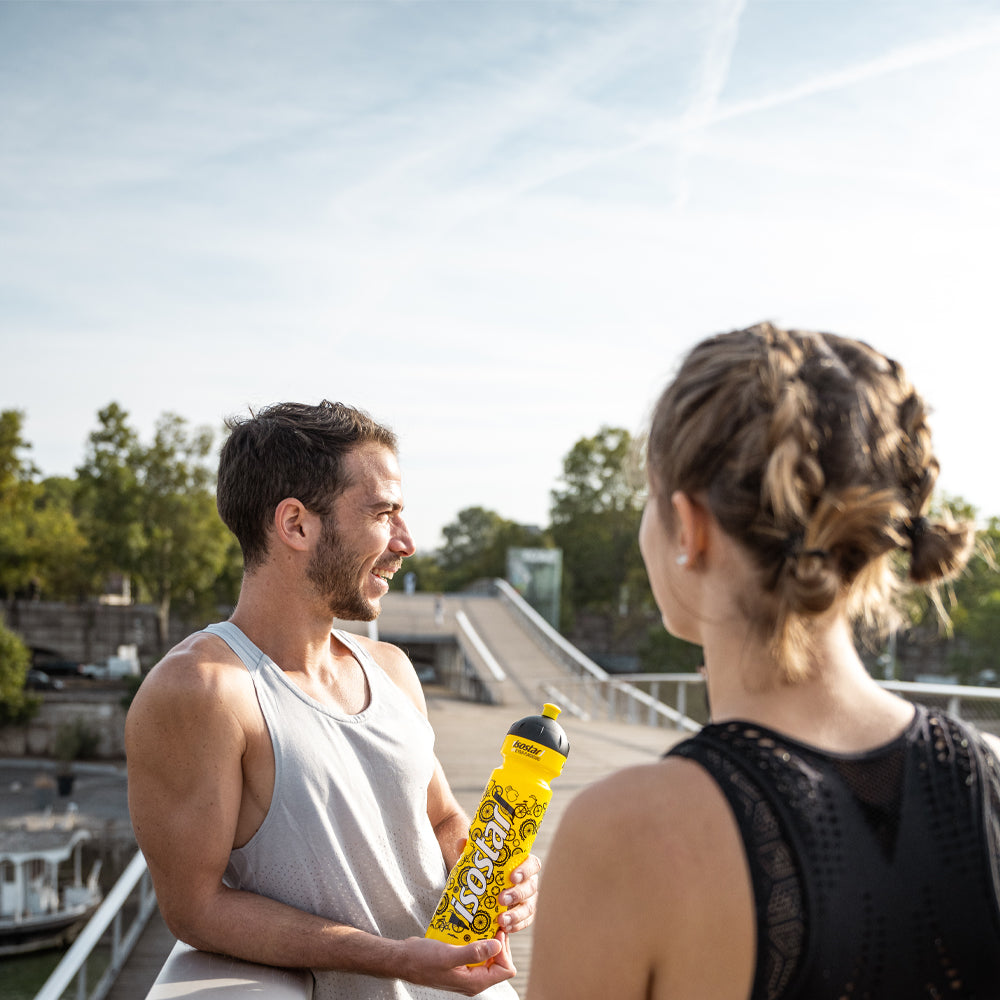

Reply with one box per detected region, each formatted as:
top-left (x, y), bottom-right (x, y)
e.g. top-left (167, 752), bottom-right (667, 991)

top-left (542, 673), bottom-right (706, 731)
top-left (492, 580), bottom-right (703, 730)
top-left (493, 579), bottom-right (608, 686)
top-left (31, 846), bottom-right (314, 1000)
top-left (882, 679), bottom-right (1000, 734)
top-left (543, 671), bottom-right (1000, 736)
top-left (35, 849), bottom-right (157, 1000)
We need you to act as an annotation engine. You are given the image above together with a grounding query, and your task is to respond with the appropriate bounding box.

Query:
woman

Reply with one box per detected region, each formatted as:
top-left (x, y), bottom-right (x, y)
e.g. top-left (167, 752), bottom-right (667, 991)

top-left (528, 324), bottom-right (1000, 1000)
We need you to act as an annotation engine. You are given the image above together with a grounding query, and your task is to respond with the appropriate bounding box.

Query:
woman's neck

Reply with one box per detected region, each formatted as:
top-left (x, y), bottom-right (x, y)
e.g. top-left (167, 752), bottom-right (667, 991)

top-left (703, 617), bottom-right (913, 753)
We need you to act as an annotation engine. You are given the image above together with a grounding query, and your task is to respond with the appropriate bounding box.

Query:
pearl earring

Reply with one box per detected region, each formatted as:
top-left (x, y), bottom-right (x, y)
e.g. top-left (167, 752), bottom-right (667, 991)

top-left (675, 553), bottom-right (689, 567)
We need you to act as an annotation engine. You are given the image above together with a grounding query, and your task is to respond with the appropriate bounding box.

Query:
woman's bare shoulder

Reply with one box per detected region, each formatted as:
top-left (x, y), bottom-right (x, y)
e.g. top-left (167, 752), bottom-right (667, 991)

top-left (558, 754), bottom-right (734, 855)
top-left (530, 754), bottom-right (755, 1000)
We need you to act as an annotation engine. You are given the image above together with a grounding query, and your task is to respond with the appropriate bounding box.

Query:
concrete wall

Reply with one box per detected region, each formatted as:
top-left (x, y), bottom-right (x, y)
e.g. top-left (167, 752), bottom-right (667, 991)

top-left (0, 693), bottom-right (128, 759)
top-left (2, 598), bottom-right (203, 669)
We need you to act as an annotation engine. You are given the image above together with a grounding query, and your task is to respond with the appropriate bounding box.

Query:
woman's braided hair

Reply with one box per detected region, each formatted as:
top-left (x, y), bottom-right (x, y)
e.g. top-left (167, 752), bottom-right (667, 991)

top-left (647, 323), bottom-right (974, 682)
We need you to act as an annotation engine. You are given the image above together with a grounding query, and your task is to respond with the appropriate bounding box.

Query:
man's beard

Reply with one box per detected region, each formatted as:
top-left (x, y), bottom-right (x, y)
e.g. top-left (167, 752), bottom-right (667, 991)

top-left (305, 515), bottom-right (382, 622)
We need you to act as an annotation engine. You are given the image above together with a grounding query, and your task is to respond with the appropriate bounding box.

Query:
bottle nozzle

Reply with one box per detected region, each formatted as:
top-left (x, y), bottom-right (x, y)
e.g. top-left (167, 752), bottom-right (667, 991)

top-left (506, 705), bottom-right (570, 758)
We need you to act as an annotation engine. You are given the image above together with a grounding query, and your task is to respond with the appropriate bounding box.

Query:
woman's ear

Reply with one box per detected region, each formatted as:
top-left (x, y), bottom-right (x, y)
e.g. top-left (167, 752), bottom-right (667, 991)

top-left (670, 491), bottom-right (709, 566)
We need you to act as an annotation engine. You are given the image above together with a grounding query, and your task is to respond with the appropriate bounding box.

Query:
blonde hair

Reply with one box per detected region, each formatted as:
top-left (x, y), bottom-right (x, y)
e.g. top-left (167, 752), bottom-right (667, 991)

top-left (647, 323), bottom-right (974, 682)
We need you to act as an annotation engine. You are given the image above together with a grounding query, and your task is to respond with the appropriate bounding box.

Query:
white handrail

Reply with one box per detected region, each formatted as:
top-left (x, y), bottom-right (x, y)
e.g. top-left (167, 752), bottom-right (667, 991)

top-left (493, 578), bottom-right (608, 681)
top-left (493, 581), bottom-right (704, 730)
top-left (880, 679), bottom-right (1000, 701)
top-left (553, 671), bottom-right (1000, 732)
top-left (146, 941), bottom-right (313, 998)
top-left (35, 849), bottom-right (157, 1000)
top-left (454, 610), bottom-right (507, 682)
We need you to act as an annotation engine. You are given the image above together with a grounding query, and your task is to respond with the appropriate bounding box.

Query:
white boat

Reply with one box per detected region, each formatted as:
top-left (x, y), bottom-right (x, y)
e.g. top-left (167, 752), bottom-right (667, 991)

top-left (0, 824), bottom-right (103, 956)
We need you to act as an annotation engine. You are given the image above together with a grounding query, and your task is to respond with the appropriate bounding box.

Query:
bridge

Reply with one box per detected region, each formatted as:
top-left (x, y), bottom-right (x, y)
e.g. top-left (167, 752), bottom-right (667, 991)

top-left (32, 582), bottom-right (1000, 999)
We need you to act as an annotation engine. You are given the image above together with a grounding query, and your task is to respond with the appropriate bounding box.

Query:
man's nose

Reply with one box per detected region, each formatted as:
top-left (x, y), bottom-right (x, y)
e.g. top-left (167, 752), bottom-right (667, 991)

top-left (390, 517), bottom-right (416, 558)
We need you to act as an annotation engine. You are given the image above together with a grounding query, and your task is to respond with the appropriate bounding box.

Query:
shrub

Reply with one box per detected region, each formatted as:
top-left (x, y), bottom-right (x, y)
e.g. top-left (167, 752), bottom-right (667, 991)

top-left (0, 622), bottom-right (39, 725)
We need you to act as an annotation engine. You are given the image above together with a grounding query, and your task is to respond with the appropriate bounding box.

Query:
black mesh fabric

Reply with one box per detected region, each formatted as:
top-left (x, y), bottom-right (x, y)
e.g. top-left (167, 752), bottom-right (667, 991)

top-left (668, 704), bottom-right (1000, 999)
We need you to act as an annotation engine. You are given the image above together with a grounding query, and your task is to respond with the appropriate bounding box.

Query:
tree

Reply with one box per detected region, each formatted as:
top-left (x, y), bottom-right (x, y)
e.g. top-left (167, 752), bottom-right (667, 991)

top-left (947, 514), bottom-right (1000, 684)
top-left (136, 413), bottom-right (236, 640)
top-left (77, 405), bottom-right (237, 649)
top-left (436, 506), bottom-right (547, 593)
top-left (0, 411), bottom-right (89, 599)
top-left (549, 427), bottom-right (649, 619)
top-left (0, 409), bottom-right (37, 596)
top-left (389, 552), bottom-right (445, 594)
top-left (31, 477), bottom-right (93, 597)
top-left (76, 402), bottom-right (144, 584)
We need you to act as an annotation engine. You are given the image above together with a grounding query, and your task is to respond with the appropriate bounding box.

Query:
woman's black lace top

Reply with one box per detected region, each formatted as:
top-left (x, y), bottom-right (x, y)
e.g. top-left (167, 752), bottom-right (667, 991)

top-left (668, 704), bottom-right (1000, 999)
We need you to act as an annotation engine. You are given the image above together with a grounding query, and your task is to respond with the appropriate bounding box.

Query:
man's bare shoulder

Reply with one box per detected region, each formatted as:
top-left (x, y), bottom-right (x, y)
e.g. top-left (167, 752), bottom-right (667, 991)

top-left (342, 632), bottom-right (425, 710)
top-left (125, 629), bottom-right (262, 783)
top-left (129, 630), bottom-right (255, 717)
top-left (353, 633), bottom-right (410, 667)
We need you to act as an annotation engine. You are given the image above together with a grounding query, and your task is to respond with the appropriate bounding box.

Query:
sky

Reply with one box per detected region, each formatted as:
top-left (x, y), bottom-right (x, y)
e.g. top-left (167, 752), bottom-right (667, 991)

top-left (2, 0), bottom-right (999, 552)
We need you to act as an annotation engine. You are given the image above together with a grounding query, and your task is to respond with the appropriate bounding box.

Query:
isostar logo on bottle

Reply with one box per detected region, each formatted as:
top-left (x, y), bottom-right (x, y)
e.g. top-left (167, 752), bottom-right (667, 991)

top-left (446, 785), bottom-right (515, 930)
top-left (428, 778), bottom-right (550, 939)
top-left (511, 739), bottom-right (543, 757)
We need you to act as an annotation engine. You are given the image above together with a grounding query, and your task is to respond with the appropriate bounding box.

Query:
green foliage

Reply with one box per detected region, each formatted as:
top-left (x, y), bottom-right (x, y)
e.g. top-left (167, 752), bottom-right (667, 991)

top-left (0, 621), bottom-right (39, 725)
top-left (436, 506), bottom-right (549, 593)
top-left (549, 426), bottom-right (650, 618)
top-left (76, 405), bottom-right (238, 646)
top-left (193, 530), bottom-right (244, 618)
top-left (390, 552), bottom-right (445, 593)
top-left (2, 404), bottom-right (239, 636)
top-left (947, 516), bottom-right (1000, 683)
top-left (75, 402), bottom-right (144, 581)
top-left (638, 626), bottom-right (704, 673)
top-left (0, 411), bottom-right (90, 599)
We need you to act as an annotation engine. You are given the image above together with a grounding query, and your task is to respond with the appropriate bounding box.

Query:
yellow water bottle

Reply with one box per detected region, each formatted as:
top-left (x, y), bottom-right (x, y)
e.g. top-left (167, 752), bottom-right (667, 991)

top-left (425, 703), bottom-right (570, 951)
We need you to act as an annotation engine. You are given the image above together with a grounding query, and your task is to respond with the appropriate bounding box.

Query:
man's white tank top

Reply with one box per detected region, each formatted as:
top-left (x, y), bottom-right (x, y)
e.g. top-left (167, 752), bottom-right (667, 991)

top-left (206, 622), bottom-right (517, 999)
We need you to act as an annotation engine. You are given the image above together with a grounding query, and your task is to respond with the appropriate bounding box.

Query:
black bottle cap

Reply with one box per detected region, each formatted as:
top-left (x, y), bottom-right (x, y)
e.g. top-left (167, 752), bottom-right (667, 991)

top-left (507, 703), bottom-right (570, 758)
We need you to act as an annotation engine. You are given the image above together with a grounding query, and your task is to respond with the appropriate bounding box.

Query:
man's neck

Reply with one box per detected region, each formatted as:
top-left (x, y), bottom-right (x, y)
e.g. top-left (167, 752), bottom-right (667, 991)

top-left (229, 570), bottom-right (339, 676)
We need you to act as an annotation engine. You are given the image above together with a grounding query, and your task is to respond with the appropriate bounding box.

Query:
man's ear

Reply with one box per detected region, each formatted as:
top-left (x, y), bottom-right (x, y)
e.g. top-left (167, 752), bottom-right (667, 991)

top-left (273, 498), bottom-right (314, 552)
top-left (670, 491), bottom-right (710, 566)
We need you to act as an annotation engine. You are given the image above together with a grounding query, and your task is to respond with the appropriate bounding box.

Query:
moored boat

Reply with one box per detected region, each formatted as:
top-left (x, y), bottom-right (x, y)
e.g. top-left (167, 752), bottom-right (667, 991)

top-left (0, 823), bottom-right (103, 956)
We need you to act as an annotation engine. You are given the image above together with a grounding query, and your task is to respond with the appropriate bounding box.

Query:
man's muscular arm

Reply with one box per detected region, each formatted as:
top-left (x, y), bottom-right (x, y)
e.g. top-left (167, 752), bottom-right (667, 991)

top-left (125, 637), bottom-right (512, 994)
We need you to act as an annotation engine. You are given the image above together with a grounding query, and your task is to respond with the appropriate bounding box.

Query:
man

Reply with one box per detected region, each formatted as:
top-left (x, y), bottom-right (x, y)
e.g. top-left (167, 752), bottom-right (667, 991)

top-left (126, 401), bottom-right (534, 999)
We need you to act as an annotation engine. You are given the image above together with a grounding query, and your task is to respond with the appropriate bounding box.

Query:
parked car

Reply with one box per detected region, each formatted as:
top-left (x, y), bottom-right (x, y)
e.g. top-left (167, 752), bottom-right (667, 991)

top-left (31, 650), bottom-right (84, 677)
top-left (26, 669), bottom-right (64, 691)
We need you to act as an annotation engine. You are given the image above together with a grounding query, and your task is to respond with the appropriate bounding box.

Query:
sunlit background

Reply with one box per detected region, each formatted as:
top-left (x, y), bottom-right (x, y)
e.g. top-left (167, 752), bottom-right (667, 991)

top-left (2, 0), bottom-right (998, 549)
